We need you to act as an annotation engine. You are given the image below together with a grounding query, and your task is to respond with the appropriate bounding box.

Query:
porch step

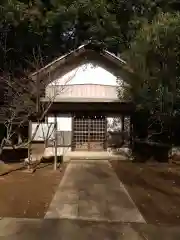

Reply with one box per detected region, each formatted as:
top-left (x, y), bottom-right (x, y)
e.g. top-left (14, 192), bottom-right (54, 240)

top-left (64, 151), bottom-right (127, 162)
top-left (44, 148), bottom-right (129, 162)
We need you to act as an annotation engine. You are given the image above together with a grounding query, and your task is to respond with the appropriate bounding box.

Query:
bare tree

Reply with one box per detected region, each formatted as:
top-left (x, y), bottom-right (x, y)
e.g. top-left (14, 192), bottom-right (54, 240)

top-left (0, 50), bottom-right (82, 170)
top-left (0, 31), bottom-right (92, 170)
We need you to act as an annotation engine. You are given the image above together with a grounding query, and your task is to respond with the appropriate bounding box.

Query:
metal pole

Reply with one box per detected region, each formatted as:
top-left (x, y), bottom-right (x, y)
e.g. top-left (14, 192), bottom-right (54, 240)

top-left (54, 115), bottom-right (57, 170)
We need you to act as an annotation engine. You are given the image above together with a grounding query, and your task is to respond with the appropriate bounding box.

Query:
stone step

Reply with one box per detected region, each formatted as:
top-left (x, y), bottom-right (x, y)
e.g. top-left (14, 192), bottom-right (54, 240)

top-left (64, 151), bottom-right (127, 162)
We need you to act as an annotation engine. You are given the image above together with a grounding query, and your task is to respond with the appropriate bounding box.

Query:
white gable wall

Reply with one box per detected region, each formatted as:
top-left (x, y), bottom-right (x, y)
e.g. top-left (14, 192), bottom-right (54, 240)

top-left (49, 63), bottom-right (118, 86)
top-left (45, 63), bottom-right (124, 100)
top-left (33, 64), bottom-right (124, 141)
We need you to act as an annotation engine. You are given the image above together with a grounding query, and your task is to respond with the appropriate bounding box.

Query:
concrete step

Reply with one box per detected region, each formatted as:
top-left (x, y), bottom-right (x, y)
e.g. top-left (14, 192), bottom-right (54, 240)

top-left (64, 151), bottom-right (127, 161)
top-left (44, 148), bottom-right (129, 162)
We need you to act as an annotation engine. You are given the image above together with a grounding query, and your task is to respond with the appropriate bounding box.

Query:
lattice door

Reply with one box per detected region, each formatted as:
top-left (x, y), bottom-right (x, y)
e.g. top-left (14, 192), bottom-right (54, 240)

top-left (73, 116), bottom-right (106, 151)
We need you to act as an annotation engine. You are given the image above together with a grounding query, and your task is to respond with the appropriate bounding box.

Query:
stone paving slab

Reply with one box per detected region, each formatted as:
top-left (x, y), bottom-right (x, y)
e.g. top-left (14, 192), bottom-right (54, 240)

top-left (1, 218), bottom-right (180, 239)
top-left (0, 218), bottom-right (42, 240)
top-left (45, 160), bottom-right (145, 223)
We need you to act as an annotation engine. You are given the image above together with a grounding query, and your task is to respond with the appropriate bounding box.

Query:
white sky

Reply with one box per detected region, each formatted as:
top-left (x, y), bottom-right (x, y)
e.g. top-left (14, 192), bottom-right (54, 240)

top-left (50, 63), bottom-right (118, 86)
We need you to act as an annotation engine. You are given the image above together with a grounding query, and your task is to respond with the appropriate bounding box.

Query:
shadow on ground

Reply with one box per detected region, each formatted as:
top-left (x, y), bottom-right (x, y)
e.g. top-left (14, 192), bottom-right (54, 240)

top-left (111, 161), bottom-right (180, 225)
top-left (1, 218), bottom-right (180, 240)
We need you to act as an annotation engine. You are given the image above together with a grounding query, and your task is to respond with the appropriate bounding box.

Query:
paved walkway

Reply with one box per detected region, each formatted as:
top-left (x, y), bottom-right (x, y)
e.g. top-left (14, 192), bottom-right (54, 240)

top-left (1, 161), bottom-right (180, 239)
top-left (45, 160), bottom-right (145, 223)
top-left (1, 218), bottom-right (180, 239)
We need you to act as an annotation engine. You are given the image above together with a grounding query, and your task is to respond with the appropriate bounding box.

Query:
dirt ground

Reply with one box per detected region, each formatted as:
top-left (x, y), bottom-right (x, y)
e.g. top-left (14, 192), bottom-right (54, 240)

top-left (111, 161), bottom-right (180, 225)
top-left (2, 159), bottom-right (180, 225)
top-left (0, 163), bottom-right (66, 218)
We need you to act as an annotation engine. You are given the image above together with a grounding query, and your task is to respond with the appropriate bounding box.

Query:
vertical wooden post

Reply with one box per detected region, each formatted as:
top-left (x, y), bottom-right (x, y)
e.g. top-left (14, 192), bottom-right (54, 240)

top-left (54, 115), bottom-right (58, 170)
top-left (45, 116), bottom-right (48, 148)
top-left (104, 116), bottom-right (107, 151)
top-left (28, 120), bottom-right (32, 169)
top-left (71, 114), bottom-right (75, 151)
top-left (121, 115), bottom-right (125, 145)
top-left (88, 117), bottom-right (91, 151)
top-left (130, 115), bottom-right (133, 147)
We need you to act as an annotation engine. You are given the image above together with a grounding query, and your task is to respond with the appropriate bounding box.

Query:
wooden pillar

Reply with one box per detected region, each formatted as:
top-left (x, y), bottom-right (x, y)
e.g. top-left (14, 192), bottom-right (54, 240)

top-left (45, 116), bottom-right (48, 148)
top-left (121, 115), bottom-right (125, 145)
top-left (88, 118), bottom-right (91, 151)
top-left (104, 116), bottom-right (108, 150)
top-left (130, 115), bottom-right (133, 147)
top-left (28, 120), bottom-right (32, 167)
top-left (71, 115), bottom-right (75, 151)
top-left (54, 115), bottom-right (57, 170)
